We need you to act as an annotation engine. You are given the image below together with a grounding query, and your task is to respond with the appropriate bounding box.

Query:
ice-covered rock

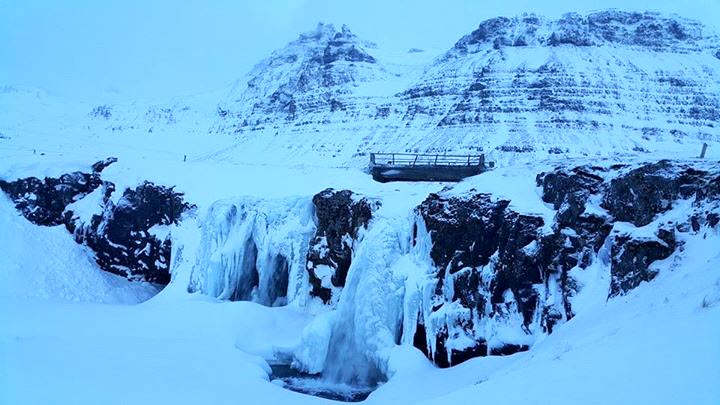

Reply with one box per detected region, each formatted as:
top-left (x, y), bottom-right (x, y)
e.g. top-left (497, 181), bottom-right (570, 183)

top-left (412, 192), bottom-right (554, 366)
top-left (602, 160), bottom-right (720, 227)
top-left (404, 159), bottom-right (720, 367)
top-left (73, 181), bottom-right (194, 283)
top-left (306, 188), bottom-right (379, 303)
top-left (609, 227), bottom-right (676, 297)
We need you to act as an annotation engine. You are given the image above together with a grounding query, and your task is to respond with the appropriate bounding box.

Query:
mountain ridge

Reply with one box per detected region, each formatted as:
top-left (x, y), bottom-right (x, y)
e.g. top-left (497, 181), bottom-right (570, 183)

top-left (2, 10), bottom-right (719, 167)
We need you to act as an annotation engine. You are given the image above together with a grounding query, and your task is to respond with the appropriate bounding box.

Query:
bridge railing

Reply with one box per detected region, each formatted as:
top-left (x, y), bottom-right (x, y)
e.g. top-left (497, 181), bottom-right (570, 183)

top-left (370, 153), bottom-right (485, 167)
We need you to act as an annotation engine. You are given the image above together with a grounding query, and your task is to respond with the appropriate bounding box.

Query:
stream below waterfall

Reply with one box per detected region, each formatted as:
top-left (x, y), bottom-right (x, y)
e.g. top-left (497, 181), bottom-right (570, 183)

top-left (269, 364), bottom-right (378, 402)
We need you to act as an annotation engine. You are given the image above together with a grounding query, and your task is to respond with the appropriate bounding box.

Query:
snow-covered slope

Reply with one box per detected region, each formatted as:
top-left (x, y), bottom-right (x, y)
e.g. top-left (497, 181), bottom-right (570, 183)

top-left (0, 193), bottom-right (157, 304)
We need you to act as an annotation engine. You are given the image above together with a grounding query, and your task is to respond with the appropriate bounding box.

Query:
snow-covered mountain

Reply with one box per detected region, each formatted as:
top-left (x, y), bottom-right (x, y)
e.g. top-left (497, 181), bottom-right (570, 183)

top-left (2, 10), bottom-right (718, 167)
top-left (210, 10), bottom-right (720, 165)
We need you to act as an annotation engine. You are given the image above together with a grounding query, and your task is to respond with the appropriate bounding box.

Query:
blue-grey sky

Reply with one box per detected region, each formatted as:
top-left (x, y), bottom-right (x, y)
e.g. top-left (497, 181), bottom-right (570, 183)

top-left (1, 0), bottom-right (717, 101)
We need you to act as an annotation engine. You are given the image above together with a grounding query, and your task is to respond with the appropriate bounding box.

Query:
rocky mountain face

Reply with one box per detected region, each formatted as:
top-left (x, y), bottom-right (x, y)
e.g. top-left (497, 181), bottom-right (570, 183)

top-left (6, 11), bottom-right (716, 167)
top-left (206, 11), bottom-right (720, 166)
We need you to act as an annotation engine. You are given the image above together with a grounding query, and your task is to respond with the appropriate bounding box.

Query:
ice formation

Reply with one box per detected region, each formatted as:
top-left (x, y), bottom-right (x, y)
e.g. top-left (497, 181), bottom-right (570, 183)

top-left (186, 197), bottom-right (316, 306)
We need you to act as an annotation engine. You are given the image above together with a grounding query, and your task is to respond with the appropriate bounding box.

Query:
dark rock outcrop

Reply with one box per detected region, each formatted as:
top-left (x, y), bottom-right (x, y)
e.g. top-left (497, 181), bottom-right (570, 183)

top-left (0, 157), bottom-right (116, 226)
top-left (0, 159), bottom-right (194, 284)
top-left (306, 188), bottom-right (378, 303)
top-left (73, 182), bottom-right (194, 283)
top-left (415, 192), bottom-right (554, 367)
top-left (413, 160), bottom-right (719, 368)
top-left (609, 228), bottom-right (676, 297)
top-left (602, 160), bottom-right (718, 227)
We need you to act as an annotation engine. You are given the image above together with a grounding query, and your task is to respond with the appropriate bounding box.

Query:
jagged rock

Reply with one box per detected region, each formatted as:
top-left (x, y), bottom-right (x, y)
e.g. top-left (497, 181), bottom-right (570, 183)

top-left (74, 182), bottom-right (194, 284)
top-left (415, 192), bottom-right (556, 367)
top-left (537, 165), bottom-right (605, 226)
top-left (609, 228), bottom-right (676, 297)
top-left (602, 160), bottom-right (718, 226)
top-left (0, 160), bottom-right (194, 284)
top-left (91, 157), bottom-right (118, 173)
top-left (0, 158), bottom-right (115, 226)
top-left (306, 188), bottom-right (378, 303)
top-left (547, 13), bottom-right (594, 46)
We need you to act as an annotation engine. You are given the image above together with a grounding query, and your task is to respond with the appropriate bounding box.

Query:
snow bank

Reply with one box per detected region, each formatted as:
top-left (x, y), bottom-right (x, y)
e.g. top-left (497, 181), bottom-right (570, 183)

top-left (0, 194), bottom-right (156, 304)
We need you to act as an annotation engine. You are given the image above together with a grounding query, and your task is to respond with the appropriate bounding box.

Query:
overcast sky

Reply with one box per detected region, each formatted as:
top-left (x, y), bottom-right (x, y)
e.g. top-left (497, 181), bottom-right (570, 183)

top-left (1, 0), bottom-right (718, 101)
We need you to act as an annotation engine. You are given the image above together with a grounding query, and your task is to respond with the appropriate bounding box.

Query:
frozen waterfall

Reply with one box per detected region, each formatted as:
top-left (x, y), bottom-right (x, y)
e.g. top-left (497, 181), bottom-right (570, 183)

top-left (186, 197), bottom-right (315, 306)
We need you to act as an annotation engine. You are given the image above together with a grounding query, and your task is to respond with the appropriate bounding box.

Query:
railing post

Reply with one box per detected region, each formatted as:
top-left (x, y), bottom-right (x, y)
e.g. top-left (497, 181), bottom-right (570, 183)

top-left (434, 154), bottom-right (438, 165)
top-left (392, 154), bottom-right (395, 165)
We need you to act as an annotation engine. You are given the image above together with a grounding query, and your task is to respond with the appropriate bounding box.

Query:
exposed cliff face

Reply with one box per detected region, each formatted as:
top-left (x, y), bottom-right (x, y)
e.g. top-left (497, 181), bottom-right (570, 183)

top-left (408, 159), bottom-right (720, 367)
top-left (449, 11), bottom-right (706, 53)
top-left (0, 159), bottom-right (193, 284)
top-left (602, 160), bottom-right (720, 226)
top-left (415, 193), bottom-right (552, 366)
top-left (72, 182), bottom-right (193, 283)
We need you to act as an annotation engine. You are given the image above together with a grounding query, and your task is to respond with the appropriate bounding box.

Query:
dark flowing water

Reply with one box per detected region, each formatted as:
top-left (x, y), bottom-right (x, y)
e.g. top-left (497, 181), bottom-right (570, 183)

top-left (269, 364), bottom-right (376, 402)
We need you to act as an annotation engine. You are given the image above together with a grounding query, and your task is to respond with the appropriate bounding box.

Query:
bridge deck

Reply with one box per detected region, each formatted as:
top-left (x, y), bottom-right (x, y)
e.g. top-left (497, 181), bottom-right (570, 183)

top-left (369, 153), bottom-right (492, 182)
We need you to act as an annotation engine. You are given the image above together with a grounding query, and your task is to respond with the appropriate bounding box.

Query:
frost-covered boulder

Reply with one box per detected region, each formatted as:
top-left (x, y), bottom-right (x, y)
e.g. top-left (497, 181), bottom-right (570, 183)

top-left (306, 188), bottom-right (378, 303)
